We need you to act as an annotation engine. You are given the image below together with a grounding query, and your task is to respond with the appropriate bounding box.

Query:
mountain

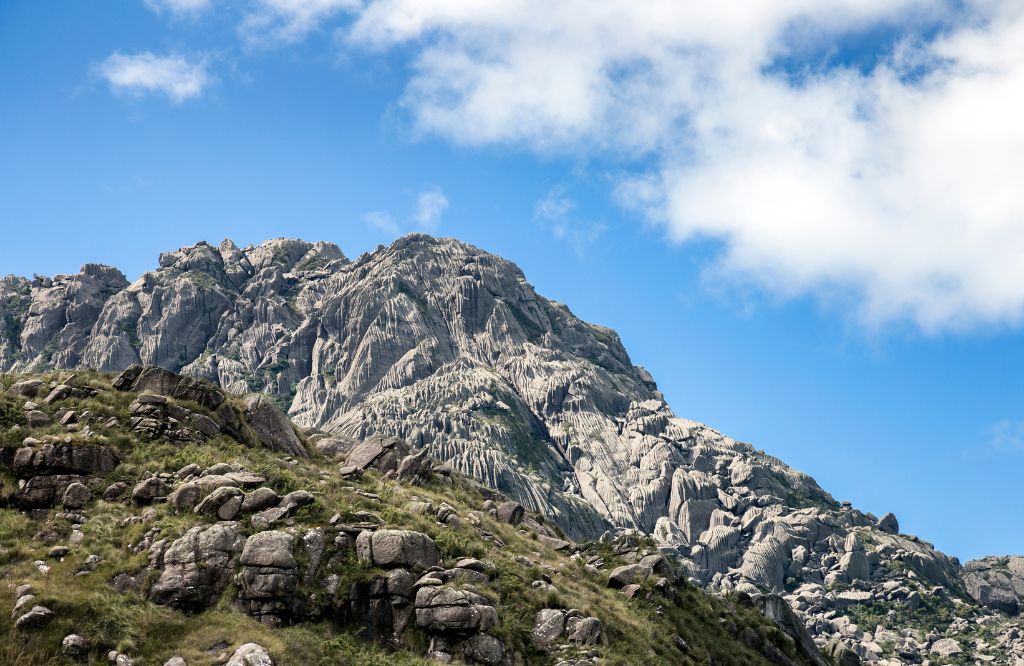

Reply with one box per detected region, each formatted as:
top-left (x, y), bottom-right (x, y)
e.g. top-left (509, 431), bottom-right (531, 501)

top-left (2, 235), bottom-right (1023, 664)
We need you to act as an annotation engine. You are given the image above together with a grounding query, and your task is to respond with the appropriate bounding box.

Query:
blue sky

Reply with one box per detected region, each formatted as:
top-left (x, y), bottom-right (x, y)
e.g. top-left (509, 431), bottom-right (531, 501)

top-left (2, 0), bottom-right (1023, 562)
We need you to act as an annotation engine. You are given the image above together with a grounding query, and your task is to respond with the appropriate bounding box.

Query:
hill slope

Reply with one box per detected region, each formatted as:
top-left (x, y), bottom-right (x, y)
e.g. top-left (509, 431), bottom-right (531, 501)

top-left (1, 368), bottom-right (822, 665)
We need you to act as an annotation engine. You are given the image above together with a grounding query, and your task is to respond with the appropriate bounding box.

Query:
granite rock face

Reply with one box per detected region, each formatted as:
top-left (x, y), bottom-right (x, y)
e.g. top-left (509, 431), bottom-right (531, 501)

top-left (2, 235), bottom-right (1015, 664)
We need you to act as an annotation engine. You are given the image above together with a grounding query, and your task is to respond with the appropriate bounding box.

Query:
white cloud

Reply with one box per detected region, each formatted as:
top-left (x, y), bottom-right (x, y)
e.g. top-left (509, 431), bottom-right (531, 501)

top-left (144, 0), bottom-right (213, 16)
top-left (241, 0), bottom-right (360, 46)
top-left (334, 0), bottom-right (1024, 331)
top-left (412, 186), bottom-right (449, 231)
top-left (365, 186), bottom-right (449, 235)
top-left (94, 52), bottom-right (210, 103)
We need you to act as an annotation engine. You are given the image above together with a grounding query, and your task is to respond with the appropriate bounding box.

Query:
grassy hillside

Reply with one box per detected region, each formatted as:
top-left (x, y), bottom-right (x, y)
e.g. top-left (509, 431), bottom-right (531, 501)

top-left (1, 370), bottom-right (821, 666)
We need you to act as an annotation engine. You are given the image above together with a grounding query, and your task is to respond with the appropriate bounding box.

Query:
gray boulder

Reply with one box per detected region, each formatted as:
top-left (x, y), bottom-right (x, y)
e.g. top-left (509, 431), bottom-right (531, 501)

top-left (225, 643), bottom-right (274, 666)
top-left (237, 530), bottom-right (299, 624)
top-left (532, 608), bottom-right (566, 647)
top-left (131, 476), bottom-right (172, 504)
top-left (12, 441), bottom-right (119, 477)
top-left (14, 605), bottom-right (55, 630)
top-left (242, 394), bottom-right (308, 459)
top-left (608, 563), bottom-right (651, 589)
top-left (150, 523), bottom-right (243, 610)
top-left (356, 529), bottom-right (440, 571)
top-left (61, 481), bottom-right (91, 509)
top-left (414, 586), bottom-right (498, 634)
top-left (876, 512), bottom-right (899, 534)
top-left (195, 486), bottom-right (244, 520)
top-left (344, 436), bottom-right (409, 474)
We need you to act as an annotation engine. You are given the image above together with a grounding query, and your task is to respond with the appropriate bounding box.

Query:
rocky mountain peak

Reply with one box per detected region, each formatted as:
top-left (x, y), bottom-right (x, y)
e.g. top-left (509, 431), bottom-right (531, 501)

top-left (2, 234), bottom-right (1023, 663)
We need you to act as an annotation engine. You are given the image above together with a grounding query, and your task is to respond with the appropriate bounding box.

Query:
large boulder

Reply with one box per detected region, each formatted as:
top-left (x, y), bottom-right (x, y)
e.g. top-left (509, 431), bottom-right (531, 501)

top-left (356, 529), bottom-right (440, 571)
top-left (195, 486), bottom-right (245, 520)
top-left (12, 441), bottom-right (119, 478)
top-left (876, 512), bottom-right (899, 534)
top-left (14, 474), bottom-right (84, 508)
top-left (532, 609), bottom-right (566, 647)
top-left (608, 563), bottom-right (651, 589)
top-left (343, 436), bottom-right (409, 475)
top-left (414, 586), bottom-right (498, 634)
top-left (236, 530), bottom-right (299, 625)
top-left (150, 523), bottom-right (244, 610)
top-left (823, 638), bottom-right (861, 666)
top-left (242, 394), bottom-right (308, 459)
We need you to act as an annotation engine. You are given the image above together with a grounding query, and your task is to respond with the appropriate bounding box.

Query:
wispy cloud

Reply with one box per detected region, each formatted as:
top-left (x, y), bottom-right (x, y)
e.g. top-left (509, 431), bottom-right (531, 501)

top-left (241, 0), bottom-right (360, 46)
top-left (990, 420), bottom-right (1024, 453)
top-left (93, 52), bottom-right (210, 103)
top-left (365, 211), bottom-right (400, 234)
top-left (144, 0), bottom-right (213, 17)
top-left (365, 186), bottom-right (449, 236)
top-left (534, 187), bottom-right (606, 255)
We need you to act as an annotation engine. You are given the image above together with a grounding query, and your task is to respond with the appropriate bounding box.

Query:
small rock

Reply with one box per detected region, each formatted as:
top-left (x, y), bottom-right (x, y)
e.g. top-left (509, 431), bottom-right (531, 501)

top-left (62, 633), bottom-right (87, 659)
top-left (225, 642), bottom-right (274, 666)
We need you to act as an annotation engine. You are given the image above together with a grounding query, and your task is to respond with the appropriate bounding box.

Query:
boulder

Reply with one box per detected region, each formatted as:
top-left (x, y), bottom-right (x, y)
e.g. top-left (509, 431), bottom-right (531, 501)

top-left (930, 638), bottom-right (962, 657)
top-left (414, 586), bottom-right (498, 634)
top-left (237, 530), bottom-right (299, 624)
top-left (61, 482), bottom-right (91, 509)
top-left (25, 410), bottom-right (52, 427)
top-left (14, 605), bottom-right (55, 630)
top-left (62, 634), bottom-right (87, 660)
top-left (149, 523), bottom-right (243, 610)
top-left (131, 476), bottom-right (172, 504)
top-left (103, 482), bottom-right (128, 501)
top-left (14, 474), bottom-right (83, 508)
top-left (532, 608), bottom-right (566, 647)
top-left (396, 448), bottom-right (434, 482)
top-left (876, 512), bottom-right (899, 534)
top-left (495, 501), bottom-right (525, 526)
top-left (823, 638), bottom-right (861, 666)
top-left (463, 635), bottom-right (506, 665)
top-left (195, 486), bottom-right (245, 520)
top-left (225, 643), bottom-right (274, 666)
top-left (242, 394), bottom-right (308, 459)
top-left (345, 436), bottom-right (409, 474)
top-left (567, 616), bottom-right (602, 646)
top-left (241, 487), bottom-right (280, 513)
top-left (313, 435), bottom-right (357, 459)
top-left (608, 563), bottom-right (651, 589)
top-left (12, 441), bottom-right (119, 477)
top-left (357, 529), bottom-right (440, 571)
top-left (9, 379), bottom-right (44, 397)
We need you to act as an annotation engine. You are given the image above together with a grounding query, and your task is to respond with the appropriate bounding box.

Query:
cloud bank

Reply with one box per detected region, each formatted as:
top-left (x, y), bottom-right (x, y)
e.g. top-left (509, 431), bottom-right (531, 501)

top-left (335, 0), bottom-right (1024, 331)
